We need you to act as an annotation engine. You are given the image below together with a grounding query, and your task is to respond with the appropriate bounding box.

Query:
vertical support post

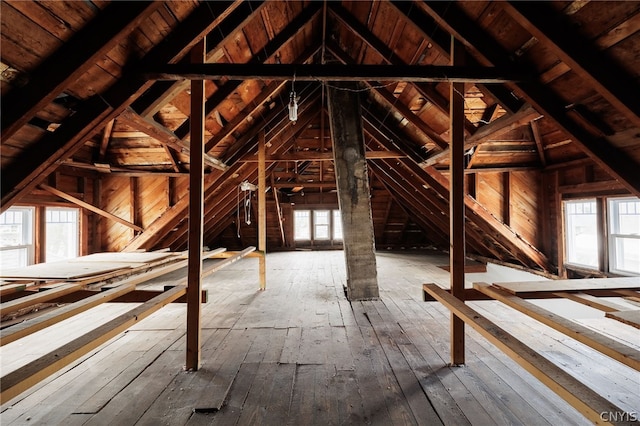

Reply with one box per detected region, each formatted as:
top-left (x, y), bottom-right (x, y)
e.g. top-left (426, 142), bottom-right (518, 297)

top-left (450, 36), bottom-right (466, 366)
top-left (34, 206), bottom-right (45, 264)
top-left (185, 38), bottom-right (205, 372)
top-left (327, 81), bottom-right (379, 301)
top-left (258, 130), bottom-right (267, 290)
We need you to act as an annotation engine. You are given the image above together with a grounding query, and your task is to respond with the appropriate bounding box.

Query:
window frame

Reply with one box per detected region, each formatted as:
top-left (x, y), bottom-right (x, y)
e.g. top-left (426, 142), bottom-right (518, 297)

top-left (608, 197), bottom-right (640, 275)
top-left (0, 206), bottom-right (35, 267)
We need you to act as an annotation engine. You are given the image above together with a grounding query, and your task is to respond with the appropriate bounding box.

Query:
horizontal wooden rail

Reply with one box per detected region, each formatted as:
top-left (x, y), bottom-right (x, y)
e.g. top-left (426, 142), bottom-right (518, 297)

top-left (0, 283), bottom-right (82, 317)
top-left (0, 285), bottom-right (187, 405)
top-left (475, 283), bottom-right (640, 371)
top-left (202, 246), bottom-right (256, 278)
top-left (423, 283), bottom-right (625, 425)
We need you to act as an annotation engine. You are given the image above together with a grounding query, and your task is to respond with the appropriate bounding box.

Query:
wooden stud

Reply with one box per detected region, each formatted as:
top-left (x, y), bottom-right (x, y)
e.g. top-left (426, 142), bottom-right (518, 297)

top-left (185, 38), bottom-right (206, 372)
top-left (258, 131), bottom-right (267, 290)
top-left (449, 36), bottom-right (466, 366)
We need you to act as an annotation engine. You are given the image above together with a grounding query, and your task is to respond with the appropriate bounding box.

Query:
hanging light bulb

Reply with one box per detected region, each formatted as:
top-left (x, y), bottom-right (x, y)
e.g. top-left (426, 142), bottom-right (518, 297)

top-left (288, 90), bottom-right (298, 123)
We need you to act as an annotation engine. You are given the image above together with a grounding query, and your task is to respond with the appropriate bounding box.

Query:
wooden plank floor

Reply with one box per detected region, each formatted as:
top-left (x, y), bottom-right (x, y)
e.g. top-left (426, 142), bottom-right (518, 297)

top-left (1, 251), bottom-right (639, 425)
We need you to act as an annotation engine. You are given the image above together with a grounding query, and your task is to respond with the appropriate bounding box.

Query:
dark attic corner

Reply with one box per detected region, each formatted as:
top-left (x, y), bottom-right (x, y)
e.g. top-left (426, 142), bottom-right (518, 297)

top-left (0, 1), bottom-right (639, 424)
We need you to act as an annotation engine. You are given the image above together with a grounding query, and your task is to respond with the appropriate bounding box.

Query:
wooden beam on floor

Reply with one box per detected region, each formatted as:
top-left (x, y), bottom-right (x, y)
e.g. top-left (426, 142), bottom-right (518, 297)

top-left (0, 284), bottom-right (81, 317)
top-left (185, 39), bottom-right (206, 372)
top-left (449, 36), bottom-right (466, 366)
top-left (258, 131), bottom-right (267, 291)
top-left (271, 175), bottom-right (287, 247)
top-left (328, 81), bottom-right (379, 301)
top-left (40, 184), bottom-right (143, 233)
top-left (0, 285), bottom-right (186, 405)
top-left (475, 283), bottom-right (640, 371)
top-left (422, 283), bottom-right (627, 424)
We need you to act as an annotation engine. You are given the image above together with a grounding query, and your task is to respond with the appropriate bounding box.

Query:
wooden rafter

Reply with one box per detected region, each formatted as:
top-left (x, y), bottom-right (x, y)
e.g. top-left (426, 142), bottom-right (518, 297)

top-left (502, 2), bottom-right (640, 128)
top-left (0, 1), bottom-right (244, 213)
top-left (0, 1), bottom-right (162, 141)
top-left (420, 1), bottom-right (640, 198)
top-left (135, 1), bottom-right (269, 118)
top-left (389, 0), bottom-right (523, 115)
top-left (170, 2), bottom-right (323, 142)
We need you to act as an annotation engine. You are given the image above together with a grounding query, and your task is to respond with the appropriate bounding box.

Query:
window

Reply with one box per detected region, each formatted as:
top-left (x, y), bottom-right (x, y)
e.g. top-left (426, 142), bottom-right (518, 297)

top-left (333, 210), bottom-right (343, 240)
top-left (0, 207), bottom-right (34, 269)
top-left (314, 210), bottom-right (330, 240)
top-left (46, 207), bottom-right (79, 262)
top-left (294, 208), bottom-right (342, 244)
top-left (608, 197), bottom-right (640, 275)
top-left (564, 199), bottom-right (598, 268)
top-left (294, 210), bottom-right (311, 240)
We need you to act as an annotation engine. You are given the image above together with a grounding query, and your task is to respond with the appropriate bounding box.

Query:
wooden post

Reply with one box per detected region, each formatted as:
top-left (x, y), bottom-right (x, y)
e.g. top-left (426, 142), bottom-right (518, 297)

top-left (327, 81), bottom-right (379, 301)
top-left (450, 36), bottom-right (466, 365)
top-left (258, 130), bottom-right (267, 290)
top-left (185, 38), bottom-right (205, 371)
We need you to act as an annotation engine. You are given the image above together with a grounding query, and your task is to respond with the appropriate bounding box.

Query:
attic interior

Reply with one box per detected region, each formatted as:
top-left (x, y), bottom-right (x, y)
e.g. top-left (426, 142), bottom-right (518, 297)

top-left (1, 1), bottom-right (639, 424)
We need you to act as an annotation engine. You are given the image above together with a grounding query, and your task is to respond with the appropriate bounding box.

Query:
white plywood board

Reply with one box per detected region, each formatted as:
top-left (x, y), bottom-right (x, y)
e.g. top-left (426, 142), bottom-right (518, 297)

top-left (69, 252), bottom-right (176, 264)
top-left (0, 261), bottom-right (134, 280)
top-left (494, 277), bottom-right (640, 294)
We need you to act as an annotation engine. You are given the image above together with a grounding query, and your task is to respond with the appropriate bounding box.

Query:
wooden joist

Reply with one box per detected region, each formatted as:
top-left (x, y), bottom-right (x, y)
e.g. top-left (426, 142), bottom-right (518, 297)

top-left (422, 283), bottom-right (627, 425)
top-left (474, 283), bottom-right (640, 372)
top-left (0, 285), bottom-right (187, 405)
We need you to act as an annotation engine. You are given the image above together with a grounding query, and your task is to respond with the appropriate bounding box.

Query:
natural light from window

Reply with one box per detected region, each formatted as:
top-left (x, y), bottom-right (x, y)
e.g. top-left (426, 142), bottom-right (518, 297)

top-left (46, 207), bottom-right (79, 262)
top-left (0, 207), bottom-right (34, 269)
top-left (565, 199), bottom-right (598, 269)
top-left (294, 210), bottom-right (311, 241)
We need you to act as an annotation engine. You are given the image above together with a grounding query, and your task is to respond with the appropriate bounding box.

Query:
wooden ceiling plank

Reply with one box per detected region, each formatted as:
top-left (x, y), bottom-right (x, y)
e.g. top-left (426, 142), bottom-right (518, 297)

top-left (135, 1), bottom-right (268, 118)
top-left (503, 2), bottom-right (640, 128)
top-left (423, 164), bottom-right (552, 271)
top-left (1, 1), bottom-right (162, 141)
top-left (171, 3), bottom-right (323, 141)
top-left (421, 1), bottom-right (640, 198)
top-left (390, 0), bottom-right (524, 115)
top-left (0, 1), bottom-right (244, 213)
